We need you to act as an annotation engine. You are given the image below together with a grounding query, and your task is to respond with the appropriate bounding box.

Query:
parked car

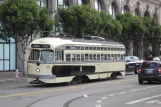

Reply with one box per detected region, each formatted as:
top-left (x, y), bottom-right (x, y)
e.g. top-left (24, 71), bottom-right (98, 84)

top-left (153, 57), bottom-right (160, 62)
top-left (138, 61), bottom-right (161, 84)
top-left (125, 56), bottom-right (143, 74)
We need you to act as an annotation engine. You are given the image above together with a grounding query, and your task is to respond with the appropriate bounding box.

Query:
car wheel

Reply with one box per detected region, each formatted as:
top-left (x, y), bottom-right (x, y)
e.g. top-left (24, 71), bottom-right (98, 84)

top-left (138, 79), bottom-right (143, 84)
top-left (134, 67), bottom-right (139, 74)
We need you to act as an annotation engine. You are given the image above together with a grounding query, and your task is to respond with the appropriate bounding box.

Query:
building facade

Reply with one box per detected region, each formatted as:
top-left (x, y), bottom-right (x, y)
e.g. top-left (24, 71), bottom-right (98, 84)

top-left (1, 0), bottom-right (161, 72)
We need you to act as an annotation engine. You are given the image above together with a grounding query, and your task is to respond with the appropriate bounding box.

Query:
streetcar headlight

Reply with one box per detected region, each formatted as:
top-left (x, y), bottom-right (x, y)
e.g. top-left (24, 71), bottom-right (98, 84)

top-left (36, 68), bottom-right (40, 72)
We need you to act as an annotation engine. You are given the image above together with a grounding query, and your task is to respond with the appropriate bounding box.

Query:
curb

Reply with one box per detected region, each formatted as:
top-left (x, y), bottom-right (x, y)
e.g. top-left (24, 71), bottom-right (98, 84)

top-left (0, 78), bottom-right (26, 84)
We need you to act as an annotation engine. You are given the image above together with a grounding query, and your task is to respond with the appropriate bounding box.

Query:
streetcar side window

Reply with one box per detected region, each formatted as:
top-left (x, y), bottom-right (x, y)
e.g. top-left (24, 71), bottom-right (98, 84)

top-left (101, 54), bottom-right (104, 60)
top-left (85, 54), bottom-right (88, 61)
top-left (81, 54), bottom-right (85, 61)
top-left (93, 54), bottom-right (96, 60)
top-left (108, 54), bottom-right (110, 60)
top-left (97, 54), bottom-right (100, 60)
top-left (104, 54), bottom-right (108, 60)
top-left (76, 54), bottom-right (80, 61)
top-left (66, 54), bottom-right (71, 61)
top-left (72, 54), bottom-right (76, 61)
top-left (55, 50), bottom-right (63, 61)
top-left (89, 54), bottom-right (93, 61)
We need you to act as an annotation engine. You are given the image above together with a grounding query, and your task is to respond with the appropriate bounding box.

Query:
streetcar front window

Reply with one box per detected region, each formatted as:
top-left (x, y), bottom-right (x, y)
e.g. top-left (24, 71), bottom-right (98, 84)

top-left (28, 50), bottom-right (54, 61)
top-left (28, 50), bottom-right (40, 60)
top-left (40, 50), bottom-right (54, 61)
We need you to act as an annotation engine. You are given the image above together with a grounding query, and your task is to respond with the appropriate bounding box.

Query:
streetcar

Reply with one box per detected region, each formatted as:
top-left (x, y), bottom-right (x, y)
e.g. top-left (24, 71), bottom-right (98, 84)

top-left (27, 37), bottom-right (126, 84)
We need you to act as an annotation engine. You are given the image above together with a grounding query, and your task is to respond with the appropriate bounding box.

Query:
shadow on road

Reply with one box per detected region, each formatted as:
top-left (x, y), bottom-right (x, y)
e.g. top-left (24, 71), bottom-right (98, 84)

top-left (141, 81), bottom-right (161, 85)
top-left (26, 77), bottom-right (124, 88)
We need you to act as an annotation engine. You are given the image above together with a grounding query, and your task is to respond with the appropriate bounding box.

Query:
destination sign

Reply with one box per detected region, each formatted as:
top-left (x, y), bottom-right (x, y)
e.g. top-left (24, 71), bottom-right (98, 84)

top-left (31, 44), bottom-right (50, 48)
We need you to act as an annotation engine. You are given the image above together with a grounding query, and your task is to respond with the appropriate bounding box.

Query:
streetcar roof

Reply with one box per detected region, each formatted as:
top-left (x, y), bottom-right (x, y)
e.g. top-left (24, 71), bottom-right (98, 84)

top-left (29, 37), bottom-right (125, 49)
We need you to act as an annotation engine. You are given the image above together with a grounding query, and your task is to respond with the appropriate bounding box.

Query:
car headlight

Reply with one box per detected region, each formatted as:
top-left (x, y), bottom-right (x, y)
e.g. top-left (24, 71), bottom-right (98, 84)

top-left (36, 68), bottom-right (40, 72)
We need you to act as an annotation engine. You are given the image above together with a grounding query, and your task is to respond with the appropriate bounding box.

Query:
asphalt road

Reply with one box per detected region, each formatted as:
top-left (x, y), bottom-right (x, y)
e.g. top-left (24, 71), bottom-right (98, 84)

top-left (0, 73), bottom-right (161, 107)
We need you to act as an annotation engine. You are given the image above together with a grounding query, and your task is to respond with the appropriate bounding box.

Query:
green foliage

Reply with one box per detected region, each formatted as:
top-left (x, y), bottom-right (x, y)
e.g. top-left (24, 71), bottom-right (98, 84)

top-left (143, 17), bottom-right (161, 56)
top-left (58, 5), bottom-right (101, 37)
top-left (116, 13), bottom-right (146, 46)
top-left (0, 0), bottom-right (54, 41)
top-left (57, 5), bottom-right (122, 38)
top-left (99, 11), bottom-right (122, 40)
top-left (57, 5), bottom-right (161, 57)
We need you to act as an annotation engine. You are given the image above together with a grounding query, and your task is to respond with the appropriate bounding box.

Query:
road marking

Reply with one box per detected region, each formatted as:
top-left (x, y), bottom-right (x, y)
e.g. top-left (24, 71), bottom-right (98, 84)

top-left (118, 92), bottom-right (126, 94)
top-left (146, 100), bottom-right (159, 104)
top-left (125, 94), bottom-right (161, 104)
top-left (108, 94), bottom-right (115, 96)
top-left (97, 100), bottom-right (102, 103)
top-left (0, 78), bottom-right (137, 99)
top-left (130, 85), bottom-right (160, 92)
top-left (101, 97), bottom-right (107, 100)
top-left (96, 104), bottom-right (102, 107)
top-left (158, 102), bottom-right (161, 104)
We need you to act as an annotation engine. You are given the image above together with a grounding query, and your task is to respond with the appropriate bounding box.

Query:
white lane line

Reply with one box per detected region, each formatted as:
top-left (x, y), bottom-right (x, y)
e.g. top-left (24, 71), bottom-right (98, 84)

top-left (130, 85), bottom-right (160, 92)
top-left (125, 94), bottom-right (161, 105)
top-left (96, 103), bottom-right (102, 107)
top-left (101, 97), bottom-right (107, 100)
top-left (158, 102), bottom-right (161, 104)
top-left (118, 92), bottom-right (126, 95)
top-left (146, 100), bottom-right (159, 104)
top-left (108, 94), bottom-right (115, 97)
top-left (97, 100), bottom-right (102, 103)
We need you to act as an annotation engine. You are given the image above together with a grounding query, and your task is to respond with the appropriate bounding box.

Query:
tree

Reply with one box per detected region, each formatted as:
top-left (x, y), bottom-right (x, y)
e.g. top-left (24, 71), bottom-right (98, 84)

top-left (57, 5), bottom-right (102, 37)
top-left (0, 0), bottom-right (54, 74)
top-left (143, 17), bottom-right (161, 57)
top-left (57, 5), bottom-right (122, 39)
top-left (116, 13), bottom-right (146, 55)
top-left (98, 11), bottom-right (122, 40)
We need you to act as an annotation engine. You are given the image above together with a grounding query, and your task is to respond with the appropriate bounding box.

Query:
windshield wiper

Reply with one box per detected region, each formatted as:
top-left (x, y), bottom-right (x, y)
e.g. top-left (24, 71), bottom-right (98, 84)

top-left (40, 51), bottom-right (47, 63)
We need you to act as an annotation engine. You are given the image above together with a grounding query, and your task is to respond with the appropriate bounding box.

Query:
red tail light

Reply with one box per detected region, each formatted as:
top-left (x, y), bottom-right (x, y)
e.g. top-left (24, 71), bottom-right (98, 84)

top-left (158, 68), bottom-right (161, 73)
top-left (138, 68), bottom-right (142, 73)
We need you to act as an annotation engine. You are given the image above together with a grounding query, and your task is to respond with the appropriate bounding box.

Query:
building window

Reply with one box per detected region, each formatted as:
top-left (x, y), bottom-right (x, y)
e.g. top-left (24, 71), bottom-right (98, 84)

top-left (77, 0), bottom-right (87, 5)
top-left (0, 38), bottom-right (16, 71)
top-left (95, 0), bottom-right (102, 11)
top-left (57, 0), bottom-right (69, 8)
top-left (77, 0), bottom-right (82, 5)
top-left (36, 0), bottom-right (48, 8)
top-left (135, 8), bottom-right (140, 16)
top-left (123, 5), bottom-right (130, 14)
top-left (112, 3), bottom-right (116, 18)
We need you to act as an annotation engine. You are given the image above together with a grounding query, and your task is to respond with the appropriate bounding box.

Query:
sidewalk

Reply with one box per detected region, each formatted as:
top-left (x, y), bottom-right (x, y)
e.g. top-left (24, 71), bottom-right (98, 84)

top-left (0, 72), bottom-right (25, 83)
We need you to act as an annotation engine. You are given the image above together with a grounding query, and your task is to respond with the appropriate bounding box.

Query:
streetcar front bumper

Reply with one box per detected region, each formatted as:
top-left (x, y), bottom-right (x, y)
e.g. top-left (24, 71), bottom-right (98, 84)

top-left (27, 74), bottom-right (56, 84)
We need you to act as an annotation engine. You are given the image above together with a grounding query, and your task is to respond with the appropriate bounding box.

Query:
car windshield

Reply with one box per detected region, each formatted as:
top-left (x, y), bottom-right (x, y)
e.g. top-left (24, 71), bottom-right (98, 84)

top-left (125, 56), bottom-right (140, 62)
top-left (141, 62), bottom-right (159, 68)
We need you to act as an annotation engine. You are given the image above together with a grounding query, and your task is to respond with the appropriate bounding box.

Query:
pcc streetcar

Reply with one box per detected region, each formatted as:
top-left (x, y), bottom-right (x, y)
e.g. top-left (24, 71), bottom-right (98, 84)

top-left (27, 37), bottom-right (126, 84)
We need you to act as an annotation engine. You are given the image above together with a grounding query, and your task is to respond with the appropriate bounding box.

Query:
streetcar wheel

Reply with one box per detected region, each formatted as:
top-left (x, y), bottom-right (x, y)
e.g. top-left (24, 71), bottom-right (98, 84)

top-left (110, 73), bottom-right (117, 80)
top-left (69, 77), bottom-right (80, 85)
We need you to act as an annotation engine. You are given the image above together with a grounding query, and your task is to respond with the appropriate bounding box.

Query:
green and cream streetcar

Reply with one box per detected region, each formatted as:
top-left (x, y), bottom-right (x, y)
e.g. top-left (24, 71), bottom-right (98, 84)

top-left (27, 37), bottom-right (126, 84)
